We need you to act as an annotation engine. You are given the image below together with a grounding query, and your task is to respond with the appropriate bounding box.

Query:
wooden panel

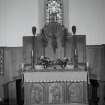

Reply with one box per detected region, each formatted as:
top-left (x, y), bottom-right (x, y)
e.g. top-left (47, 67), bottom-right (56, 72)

top-left (68, 82), bottom-right (83, 103)
top-left (23, 36), bottom-right (43, 64)
top-left (31, 83), bottom-right (43, 104)
top-left (23, 36), bottom-right (33, 64)
top-left (23, 35), bottom-right (86, 65)
top-left (24, 81), bottom-right (87, 105)
top-left (48, 82), bottom-right (63, 104)
top-left (0, 77), bottom-right (4, 98)
top-left (8, 81), bottom-right (17, 105)
top-left (36, 36), bottom-right (44, 59)
top-left (65, 36), bottom-right (74, 61)
top-left (0, 47), bottom-right (5, 98)
top-left (86, 45), bottom-right (105, 80)
top-left (97, 81), bottom-right (105, 105)
top-left (76, 35), bottom-right (86, 63)
top-left (45, 35), bottom-right (64, 59)
top-left (65, 35), bottom-right (86, 64)
top-left (0, 47), bottom-right (23, 105)
top-left (5, 47), bottom-right (23, 81)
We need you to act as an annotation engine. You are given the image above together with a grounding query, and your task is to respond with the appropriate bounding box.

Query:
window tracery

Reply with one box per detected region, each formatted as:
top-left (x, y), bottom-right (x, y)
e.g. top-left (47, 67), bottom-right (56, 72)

top-left (45, 0), bottom-right (63, 25)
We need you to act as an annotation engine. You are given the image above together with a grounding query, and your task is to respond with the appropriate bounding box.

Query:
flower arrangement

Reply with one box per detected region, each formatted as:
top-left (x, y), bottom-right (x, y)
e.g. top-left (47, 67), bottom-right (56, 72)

top-left (38, 56), bottom-right (52, 68)
top-left (56, 57), bottom-right (69, 69)
top-left (38, 56), bottom-right (69, 69)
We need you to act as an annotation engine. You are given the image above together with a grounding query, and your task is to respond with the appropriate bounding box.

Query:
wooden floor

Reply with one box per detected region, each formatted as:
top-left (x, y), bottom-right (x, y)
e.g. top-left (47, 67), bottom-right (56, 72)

top-left (3, 103), bottom-right (88, 105)
top-left (64, 103), bottom-right (88, 105)
top-left (24, 104), bottom-right (88, 105)
top-left (46, 104), bottom-right (88, 105)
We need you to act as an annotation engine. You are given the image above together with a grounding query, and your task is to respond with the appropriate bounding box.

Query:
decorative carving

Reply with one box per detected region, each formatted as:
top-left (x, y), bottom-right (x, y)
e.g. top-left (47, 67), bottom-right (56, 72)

top-left (49, 83), bottom-right (63, 104)
top-left (31, 84), bottom-right (43, 104)
top-left (40, 21), bottom-right (69, 59)
top-left (0, 48), bottom-right (4, 75)
top-left (68, 82), bottom-right (83, 103)
top-left (24, 81), bottom-right (87, 105)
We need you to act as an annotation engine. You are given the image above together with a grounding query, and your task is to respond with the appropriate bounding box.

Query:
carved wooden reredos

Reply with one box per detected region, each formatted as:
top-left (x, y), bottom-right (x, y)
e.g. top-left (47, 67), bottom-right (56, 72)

top-left (23, 22), bottom-right (86, 70)
top-left (40, 22), bottom-right (68, 56)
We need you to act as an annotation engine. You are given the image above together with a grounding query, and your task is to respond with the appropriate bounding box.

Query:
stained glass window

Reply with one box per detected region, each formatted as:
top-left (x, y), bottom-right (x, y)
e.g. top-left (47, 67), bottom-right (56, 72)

top-left (45, 0), bottom-right (63, 25)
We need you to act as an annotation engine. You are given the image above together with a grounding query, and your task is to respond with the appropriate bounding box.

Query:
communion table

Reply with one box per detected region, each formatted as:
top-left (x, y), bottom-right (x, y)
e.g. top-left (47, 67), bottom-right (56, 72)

top-left (23, 71), bottom-right (88, 105)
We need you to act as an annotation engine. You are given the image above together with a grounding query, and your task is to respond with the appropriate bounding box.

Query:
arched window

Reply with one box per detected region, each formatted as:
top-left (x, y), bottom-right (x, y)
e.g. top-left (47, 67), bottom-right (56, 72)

top-left (45, 0), bottom-right (64, 25)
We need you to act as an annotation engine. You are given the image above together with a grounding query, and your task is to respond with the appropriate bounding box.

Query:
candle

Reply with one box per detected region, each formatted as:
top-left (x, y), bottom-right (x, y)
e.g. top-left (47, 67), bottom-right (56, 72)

top-left (21, 63), bottom-right (24, 71)
top-left (86, 62), bottom-right (89, 68)
top-left (32, 50), bottom-right (33, 57)
top-left (75, 49), bottom-right (77, 55)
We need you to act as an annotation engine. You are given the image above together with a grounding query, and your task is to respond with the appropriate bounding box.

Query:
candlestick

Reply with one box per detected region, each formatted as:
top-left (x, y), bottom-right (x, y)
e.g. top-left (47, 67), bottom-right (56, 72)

top-left (86, 62), bottom-right (89, 68)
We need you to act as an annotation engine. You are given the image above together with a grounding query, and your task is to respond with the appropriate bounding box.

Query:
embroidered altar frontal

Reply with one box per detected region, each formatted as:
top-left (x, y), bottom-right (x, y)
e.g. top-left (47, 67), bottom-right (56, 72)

top-left (24, 72), bottom-right (88, 105)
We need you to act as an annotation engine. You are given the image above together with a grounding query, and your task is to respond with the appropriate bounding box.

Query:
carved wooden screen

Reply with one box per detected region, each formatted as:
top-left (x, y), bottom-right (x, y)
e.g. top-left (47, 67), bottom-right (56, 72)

top-left (41, 22), bottom-right (68, 59)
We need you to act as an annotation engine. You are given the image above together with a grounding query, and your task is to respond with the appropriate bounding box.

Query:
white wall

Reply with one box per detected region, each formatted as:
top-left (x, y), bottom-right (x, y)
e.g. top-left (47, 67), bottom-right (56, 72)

top-left (0, 0), bottom-right (39, 46)
top-left (69, 0), bottom-right (105, 45)
top-left (0, 0), bottom-right (105, 46)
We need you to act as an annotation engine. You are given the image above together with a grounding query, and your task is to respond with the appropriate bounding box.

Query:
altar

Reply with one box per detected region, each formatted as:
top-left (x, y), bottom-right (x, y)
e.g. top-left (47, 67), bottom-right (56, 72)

top-left (23, 71), bottom-right (88, 105)
top-left (22, 22), bottom-right (88, 105)
top-left (22, 1), bottom-right (88, 103)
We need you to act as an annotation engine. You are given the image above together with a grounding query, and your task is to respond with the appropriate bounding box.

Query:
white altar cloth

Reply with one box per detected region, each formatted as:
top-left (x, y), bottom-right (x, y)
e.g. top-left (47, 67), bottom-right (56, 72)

top-left (24, 71), bottom-right (87, 82)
